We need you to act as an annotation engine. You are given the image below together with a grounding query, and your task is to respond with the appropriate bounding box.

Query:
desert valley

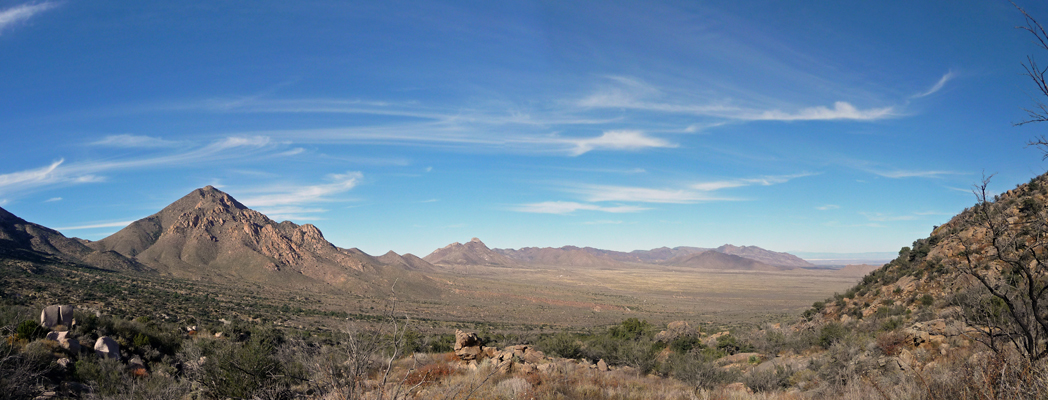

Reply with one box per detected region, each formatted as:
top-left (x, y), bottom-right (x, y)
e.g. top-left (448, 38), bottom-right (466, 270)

top-left (7, 1), bottom-right (1048, 399)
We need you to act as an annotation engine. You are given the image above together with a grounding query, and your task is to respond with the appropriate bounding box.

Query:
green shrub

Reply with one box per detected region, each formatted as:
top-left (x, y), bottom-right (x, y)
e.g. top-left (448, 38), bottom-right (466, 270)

top-left (538, 332), bottom-right (583, 359)
top-left (667, 353), bottom-right (735, 391)
top-left (818, 323), bottom-right (848, 349)
top-left (15, 320), bottom-right (44, 341)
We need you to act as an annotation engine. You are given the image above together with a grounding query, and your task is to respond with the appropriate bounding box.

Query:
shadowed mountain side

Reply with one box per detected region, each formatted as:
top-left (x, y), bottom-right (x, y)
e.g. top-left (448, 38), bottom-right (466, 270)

top-left (714, 244), bottom-right (814, 268)
top-left (663, 250), bottom-right (789, 271)
top-left (423, 238), bottom-right (518, 267)
top-left (495, 246), bottom-right (625, 267)
top-left (0, 206), bottom-right (142, 271)
top-left (87, 186), bottom-right (398, 287)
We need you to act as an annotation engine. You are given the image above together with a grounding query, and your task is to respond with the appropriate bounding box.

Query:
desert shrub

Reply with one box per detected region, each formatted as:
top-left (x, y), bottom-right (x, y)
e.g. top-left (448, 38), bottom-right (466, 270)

top-left (816, 341), bottom-right (874, 391)
top-left (0, 338), bottom-right (52, 400)
top-left (194, 334), bottom-right (293, 399)
top-left (919, 294), bottom-right (934, 307)
top-left (76, 355), bottom-right (188, 400)
top-left (609, 318), bottom-right (652, 340)
top-left (15, 320), bottom-right (45, 341)
top-left (818, 323), bottom-right (848, 349)
top-left (615, 339), bottom-right (660, 373)
top-left (744, 364), bottom-right (794, 393)
top-left (715, 334), bottom-right (753, 355)
top-left (875, 330), bottom-right (907, 356)
top-left (669, 335), bottom-right (703, 354)
top-left (538, 331), bottom-right (583, 359)
top-left (426, 332), bottom-right (455, 353)
top-left (667, 353), bottom-right (735, 391)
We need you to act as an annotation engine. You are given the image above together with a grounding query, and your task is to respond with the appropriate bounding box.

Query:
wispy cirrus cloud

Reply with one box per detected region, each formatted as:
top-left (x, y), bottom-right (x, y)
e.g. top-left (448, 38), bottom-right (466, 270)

top-left (567, 130), bottom-right (676, 155)
top-left (91, 134), bottom-right (183, 148)
top-left (511, 201), bottom-right (649, 214)
top-left (816, 204), bottom-right (840, 210)
top-left (0, 136), bottom-right (277, 197)
top-left (578, 76), bottom-right (897, 122)
top-left (572, 185), bottom-right (736, 204)
top-left (0, 2), bottom-right (59, 35)
top-left (691, 173), bottom-right (814, 191)
top-left (867, 169), bottom-right (965, 179)
top-left (912, 71), bottom-right (955, 99)
top-left (238, 171), bottom-right (363, 208)
top-left (55, 220), bottom-right (135, 231)
top-left (860, 212), bottom-right (920, 222)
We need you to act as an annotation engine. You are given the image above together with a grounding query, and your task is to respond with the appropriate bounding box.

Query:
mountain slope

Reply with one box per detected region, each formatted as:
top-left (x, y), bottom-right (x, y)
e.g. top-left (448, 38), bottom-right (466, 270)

top-left (714, 244), bottom-right (813, 268)
top-left (87, 186), bottom-right (387, 285)
top-left (0, 206), bottom-right (141, 271)
top-left (664, 250), bottom-right (786, 271)
top-left (377, 251), bottom-right (437, 271)
top-left (495, 246), bottom-right (624, 267)
top-left (424, 238), bottom-right (517, 267)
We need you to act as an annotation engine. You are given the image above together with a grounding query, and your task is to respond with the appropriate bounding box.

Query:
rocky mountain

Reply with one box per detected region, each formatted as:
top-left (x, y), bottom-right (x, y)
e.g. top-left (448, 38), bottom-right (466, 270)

top-left (495, 246), bottom-right (624, 267)
top-left (377, 250), bottom-right (437, 271)
top-left (423, 238), bottom-right (517, 267)
top-left (87, 186), bottom-right (390, 286)
top-left (581, 246), bottom-right (708, 264)
top-left (0, 206), bottom-right (141, 271)
top-left (714, 244), bottom-right (813, 268)
top-left (663, 250), bottom-right (787, 271)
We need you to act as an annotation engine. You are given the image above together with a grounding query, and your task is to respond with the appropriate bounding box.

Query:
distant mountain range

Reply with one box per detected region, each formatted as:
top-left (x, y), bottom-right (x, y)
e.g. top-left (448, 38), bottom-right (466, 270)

top-left (0, 185), bottom-right (829, 288)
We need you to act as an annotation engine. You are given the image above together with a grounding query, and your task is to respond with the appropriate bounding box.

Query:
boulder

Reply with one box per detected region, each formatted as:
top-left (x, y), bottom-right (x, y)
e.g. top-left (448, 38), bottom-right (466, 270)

top-left (454, 330), bottom-right (485, 361)
top-left (655, 321), bottom-right (694, 343)
top-left (46, 331), bottom-right (80, 353)
top-left (94, 336), bottom-right (121, 360)
top-left (40, 305), bottom-right (74, 330)
top-left (596, 359), bottom-right (609, 372)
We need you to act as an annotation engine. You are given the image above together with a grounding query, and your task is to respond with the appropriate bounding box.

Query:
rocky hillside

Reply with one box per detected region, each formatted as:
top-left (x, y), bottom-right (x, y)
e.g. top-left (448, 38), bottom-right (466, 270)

top-left (809, 173), bottom-right (1048, 354)
top-left (0, 206), bottom-right (141, 271)
top-left (423, 237), bottom-right (518, 267)
top-left (86, 186), bottom-right (389, 285)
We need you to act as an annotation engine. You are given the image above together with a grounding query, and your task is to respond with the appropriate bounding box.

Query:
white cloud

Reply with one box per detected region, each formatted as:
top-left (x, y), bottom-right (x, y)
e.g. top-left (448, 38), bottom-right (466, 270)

top-left (750, 102), bottom-right (894, 121)
top-left (573, 185), bottom-right (736, 204)
top-left (55, 221), bottom-right (135, 231)
top-left (45, 197), bottom-right (61, 202)
top-left (568, 130), bottom-right (676, 155)
top-left (579, 78), bottom-right (896, 122)
top-left (816, 204), bottom-right (839, 210)
top-left (691, 173), bottom-right (813, 191)
top-left (512, 201), bottom-right (649, 214)
top-left (90, 134), bottom-right (181, 148)
top-left (239, 171), bottom-right (363, 208)
top-left (0, 2), bottom-right (58, 35)
top-left (0, 136), bottom-right (277, 197)
top-left (868, 169), bottom-right (964, 179)
top-left (912, 71), bottom-right (955, 98)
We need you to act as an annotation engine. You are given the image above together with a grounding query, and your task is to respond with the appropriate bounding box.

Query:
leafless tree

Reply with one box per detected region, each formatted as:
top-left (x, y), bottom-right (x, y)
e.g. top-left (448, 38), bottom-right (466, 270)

top-left (951, 175), bottom-right (1048, 360)
top-left (1015, 4), bottom-right (1048, 158)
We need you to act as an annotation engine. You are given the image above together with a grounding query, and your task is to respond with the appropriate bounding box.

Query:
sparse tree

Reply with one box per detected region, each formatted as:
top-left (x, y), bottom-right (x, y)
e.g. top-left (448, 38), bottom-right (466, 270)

top-left (952, 174), bottom-right (1048, 360)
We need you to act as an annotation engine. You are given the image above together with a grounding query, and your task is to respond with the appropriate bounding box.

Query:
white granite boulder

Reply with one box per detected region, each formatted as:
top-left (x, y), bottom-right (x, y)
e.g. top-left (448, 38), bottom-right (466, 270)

top-left (94, 336), bottom-right (121, 360)
top-left (40, 305), bottom-right (74, 330)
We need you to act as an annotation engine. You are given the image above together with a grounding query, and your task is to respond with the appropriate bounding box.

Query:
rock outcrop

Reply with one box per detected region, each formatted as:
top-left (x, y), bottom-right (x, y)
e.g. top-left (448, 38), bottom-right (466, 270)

top-left (40, 305), bottom-right (73, 329)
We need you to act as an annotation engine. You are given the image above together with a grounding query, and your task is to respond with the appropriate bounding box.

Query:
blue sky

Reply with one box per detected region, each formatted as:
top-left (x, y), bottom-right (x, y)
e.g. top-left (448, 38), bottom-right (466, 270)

top-left (2, 1), bottom-right (1048, 258)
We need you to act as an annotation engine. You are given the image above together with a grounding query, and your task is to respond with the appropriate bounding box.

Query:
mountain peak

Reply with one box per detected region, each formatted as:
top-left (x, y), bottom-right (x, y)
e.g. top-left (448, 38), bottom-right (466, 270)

top-left (470, 237), bottom-right (483, 244)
